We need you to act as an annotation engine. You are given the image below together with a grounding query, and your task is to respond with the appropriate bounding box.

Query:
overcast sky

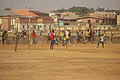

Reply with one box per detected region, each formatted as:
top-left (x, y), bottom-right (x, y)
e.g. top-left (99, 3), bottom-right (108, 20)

top-left (0, 0), bottom-right (120, 12)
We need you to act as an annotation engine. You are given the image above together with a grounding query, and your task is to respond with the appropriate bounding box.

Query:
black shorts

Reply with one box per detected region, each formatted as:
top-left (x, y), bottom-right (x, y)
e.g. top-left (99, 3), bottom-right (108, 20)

top-left (51, 40), bottom-right (55, 45)
top-left (98, 41), bottom-right (104, 44)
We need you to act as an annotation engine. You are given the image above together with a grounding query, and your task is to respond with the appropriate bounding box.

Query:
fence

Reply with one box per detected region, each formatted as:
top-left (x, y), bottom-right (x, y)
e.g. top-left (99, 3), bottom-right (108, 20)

top-left (0, 35), bottom-right (120, 45)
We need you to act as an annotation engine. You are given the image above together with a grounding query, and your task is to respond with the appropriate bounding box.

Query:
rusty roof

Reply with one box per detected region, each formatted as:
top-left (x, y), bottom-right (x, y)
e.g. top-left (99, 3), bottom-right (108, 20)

top-left (14, 10), bottom-right (38, 17)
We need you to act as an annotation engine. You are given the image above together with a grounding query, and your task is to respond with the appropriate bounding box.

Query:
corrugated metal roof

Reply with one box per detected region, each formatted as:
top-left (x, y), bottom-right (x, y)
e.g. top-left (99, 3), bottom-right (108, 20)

top-left (30, 10), bottom-right (49, 15)
top-left (0, 9), bottom-right (16, 16)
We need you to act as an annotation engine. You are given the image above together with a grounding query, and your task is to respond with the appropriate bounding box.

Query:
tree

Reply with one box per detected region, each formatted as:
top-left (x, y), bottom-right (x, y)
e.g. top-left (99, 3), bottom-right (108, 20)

top-left (51, 6), bottom-right (120, 16)
top-left (96, 7), bottom-right (105, 12)
top-left (51, 7), bottom-right (66, 13)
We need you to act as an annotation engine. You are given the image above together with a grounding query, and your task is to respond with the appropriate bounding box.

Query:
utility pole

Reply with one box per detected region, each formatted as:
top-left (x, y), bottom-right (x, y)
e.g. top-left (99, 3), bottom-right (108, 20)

top-left (10, 6), bottom-right (14, 31)
top-left (15, 18), bottom-right (18, 52)
top-left (26, 6), bottom-right (33, 50)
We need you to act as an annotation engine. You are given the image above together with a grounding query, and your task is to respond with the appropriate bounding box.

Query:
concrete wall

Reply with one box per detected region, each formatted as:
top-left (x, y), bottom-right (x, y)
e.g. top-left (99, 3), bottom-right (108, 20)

top-left (117, 15), bottom-right (120, 26)
top-left (2, 17), bottom-right (10, 30)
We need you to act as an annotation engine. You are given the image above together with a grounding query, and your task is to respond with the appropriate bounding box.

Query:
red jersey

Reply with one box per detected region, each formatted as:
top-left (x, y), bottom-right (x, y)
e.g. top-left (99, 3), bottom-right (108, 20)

top-left (49, 32), bottom-right (54, 40)
top-left (31, 32), bottom-right (36, 38)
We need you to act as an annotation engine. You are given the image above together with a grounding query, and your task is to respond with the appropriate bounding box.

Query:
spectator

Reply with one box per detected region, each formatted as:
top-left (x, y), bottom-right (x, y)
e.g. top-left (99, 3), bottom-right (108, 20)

top-left (1, 30), bottom-right (8, 45)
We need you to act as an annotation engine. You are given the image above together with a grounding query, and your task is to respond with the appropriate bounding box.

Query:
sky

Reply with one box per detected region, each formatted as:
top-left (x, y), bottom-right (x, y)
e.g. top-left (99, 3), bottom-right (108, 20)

top-left (0, 0), bottom-right (120, 12)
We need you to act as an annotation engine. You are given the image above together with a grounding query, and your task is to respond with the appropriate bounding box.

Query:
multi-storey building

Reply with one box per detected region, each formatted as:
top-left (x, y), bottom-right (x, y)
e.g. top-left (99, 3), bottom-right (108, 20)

top-left (59, 11), bottom-right (117, 30)
top-left (0, 10), bottom-right (54, 31)
top-left (90, 11), bottom-right (117, 18)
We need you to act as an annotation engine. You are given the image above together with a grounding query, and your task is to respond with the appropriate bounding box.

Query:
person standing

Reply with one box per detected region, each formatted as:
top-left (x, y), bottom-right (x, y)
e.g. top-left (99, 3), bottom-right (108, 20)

top-left (97, 34), bottom-right (105, 48)
top-left (1, 30), bottom-right (7, 45)
top-left (49, 30), bottom-right (55, 50)
top-left (76, 31), bottom-right (80, 43)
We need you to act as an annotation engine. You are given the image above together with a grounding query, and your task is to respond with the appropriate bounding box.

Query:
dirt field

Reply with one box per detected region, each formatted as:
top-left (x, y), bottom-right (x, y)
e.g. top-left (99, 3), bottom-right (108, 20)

top-left (0, 44), bottom-right (120, 80)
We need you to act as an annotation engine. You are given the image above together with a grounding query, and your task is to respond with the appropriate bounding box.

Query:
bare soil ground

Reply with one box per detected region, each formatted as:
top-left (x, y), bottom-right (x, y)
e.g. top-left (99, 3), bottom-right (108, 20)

top-left (0, 44), bottom-right (120, 80)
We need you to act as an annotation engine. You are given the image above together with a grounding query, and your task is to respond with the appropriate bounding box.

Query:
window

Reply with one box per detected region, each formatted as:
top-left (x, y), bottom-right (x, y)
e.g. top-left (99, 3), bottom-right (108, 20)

top-left (49, 25), bottom-right (51, 30)
top-left (44, 25), bottom-right (46, 28)
top-left (88, 20), bottom-right (91, 23)
top-left (96, 20), bottom-right (99, 23)
top-left (23, 25), bottom-right (25, 29)
top-left (66, 14), bottom-right (69, 16)
top-left (40, 25), bottom-right (42, 28)
top-left (27, 25), bottom-right (29, 29)
top-left (33, 25), bottom-right (36, 29)
top-left (109, 14), bottom-right (111, 17)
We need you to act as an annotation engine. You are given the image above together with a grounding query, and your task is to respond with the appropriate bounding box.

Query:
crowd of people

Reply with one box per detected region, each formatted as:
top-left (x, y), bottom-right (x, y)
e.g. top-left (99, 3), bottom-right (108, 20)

top-left (75, 29), bottom-right (106, 44)
top-left (0, 28), bottom-right (115, 49)
top-left (75, 29), bottom-right (106, 48)
top-left (43, 29), bottom-right (106, 49)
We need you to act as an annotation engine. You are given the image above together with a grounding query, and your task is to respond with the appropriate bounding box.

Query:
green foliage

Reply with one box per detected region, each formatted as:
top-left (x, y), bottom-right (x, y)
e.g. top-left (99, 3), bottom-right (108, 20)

top-left (51, 6), bottom-right (120, 16)
top-left (116, 10), bottom-right (120, 15)
top-left (51, 7), bottom-right (66, 13)
top-left (67, 6), bottom-right (94, 16)
top-left (96, 6), bottom-right (105, 12)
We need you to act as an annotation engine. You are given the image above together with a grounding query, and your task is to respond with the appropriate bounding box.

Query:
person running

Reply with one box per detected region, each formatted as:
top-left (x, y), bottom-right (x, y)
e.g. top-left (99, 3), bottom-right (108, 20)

top-left (49, 30), bottom-right (55, 50)
top-left (31, 30), bottom-right (36, 44)
top-left (76, 31), bottom-right (80, 43)
top-left (97, 34), bottom-right (105, 48)
top-left (60, 30), bottom-right (65, 46)
top-left (64, 30), bottom-right (70, 49)
top-left (85, 29), bottom-right (91, 44)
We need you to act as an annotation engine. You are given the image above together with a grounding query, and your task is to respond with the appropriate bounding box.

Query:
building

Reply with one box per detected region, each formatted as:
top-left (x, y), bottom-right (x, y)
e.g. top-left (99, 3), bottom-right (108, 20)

top-left (0, 10), bottom-right (54, 31)
top-left (61, 12), bottom-right (79, 19)
top-left (2, 16), bottom-right (11, 30)
top-left (59, 16), bottom-right (117, 30)
top-left (77, 16), bottom-right (116, 25)
top-left (31, 11), bottom-right (54, 30)
top-left (90, 11), bottom-right (117, 18)
top-left (117, 15), bottom-right (120, 26)
top-left (49, 12), bottom-right (80, 27)
top-left (49, 13), bottom-right (62, 26)
top-left (0, 9), bottom-right (17, 30)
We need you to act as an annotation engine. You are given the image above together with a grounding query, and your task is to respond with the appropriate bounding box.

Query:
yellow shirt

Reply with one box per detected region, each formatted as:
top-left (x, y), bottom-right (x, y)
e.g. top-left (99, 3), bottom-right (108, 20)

top-left (86, 31), bottom-right (90, 36)
top-left (60, 32), bottom-right (64, 36)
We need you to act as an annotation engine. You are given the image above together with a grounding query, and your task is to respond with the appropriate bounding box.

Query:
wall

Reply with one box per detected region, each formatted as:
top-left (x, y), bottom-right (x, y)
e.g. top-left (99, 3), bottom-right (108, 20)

top-left (117, 15), bottom-right (120, 26)
top-left (2, 17), bottom-right (10, 30)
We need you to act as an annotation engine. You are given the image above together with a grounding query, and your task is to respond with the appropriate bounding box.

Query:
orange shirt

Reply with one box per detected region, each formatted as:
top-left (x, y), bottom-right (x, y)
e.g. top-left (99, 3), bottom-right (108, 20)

top-left (31, 32), bottom-right (36, 38)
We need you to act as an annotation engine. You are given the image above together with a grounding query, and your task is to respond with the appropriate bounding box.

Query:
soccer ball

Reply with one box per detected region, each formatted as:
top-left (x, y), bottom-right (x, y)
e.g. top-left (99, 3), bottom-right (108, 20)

top-left (72, 45), bottom-right (75, 47)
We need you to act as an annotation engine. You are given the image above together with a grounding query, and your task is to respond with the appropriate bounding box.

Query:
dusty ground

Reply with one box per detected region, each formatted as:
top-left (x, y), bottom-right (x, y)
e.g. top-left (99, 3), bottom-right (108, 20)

top-left (0, 44), bottom-right (120, 80)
